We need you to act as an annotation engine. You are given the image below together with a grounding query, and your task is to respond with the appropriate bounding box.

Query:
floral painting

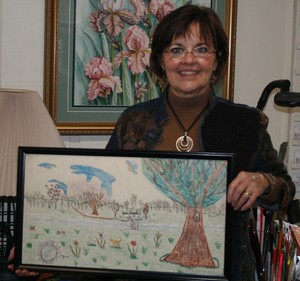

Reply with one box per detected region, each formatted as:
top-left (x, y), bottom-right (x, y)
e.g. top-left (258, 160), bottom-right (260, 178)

top-left (73, 0), bottom-right (212, 107)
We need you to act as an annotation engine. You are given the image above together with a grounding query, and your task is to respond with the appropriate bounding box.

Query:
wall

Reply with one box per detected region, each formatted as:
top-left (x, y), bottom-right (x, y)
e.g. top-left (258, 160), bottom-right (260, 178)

top-left (234, 0), bottom-right (297, 154)
top-left (0, 0), bottom-right (45, 93)
top-left (0, 0), bottom-right (297, 152)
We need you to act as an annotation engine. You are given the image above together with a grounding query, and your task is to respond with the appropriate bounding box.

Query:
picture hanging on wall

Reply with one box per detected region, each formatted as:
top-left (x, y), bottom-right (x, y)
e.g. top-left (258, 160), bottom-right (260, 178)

top-left (44, 0), bottom-right (237, 134)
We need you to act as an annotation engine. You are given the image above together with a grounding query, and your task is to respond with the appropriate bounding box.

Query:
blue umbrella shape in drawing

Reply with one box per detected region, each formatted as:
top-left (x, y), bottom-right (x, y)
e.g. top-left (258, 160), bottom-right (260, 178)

top-left (48, 179), bottom-right (68, 195)
top-left (70, 165), bottom-right (116, 196)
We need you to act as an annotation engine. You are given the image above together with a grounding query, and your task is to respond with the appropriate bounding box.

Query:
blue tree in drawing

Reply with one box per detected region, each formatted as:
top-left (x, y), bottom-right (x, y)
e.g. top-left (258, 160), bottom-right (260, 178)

top-left (142, 158), bottom-right (227, 268)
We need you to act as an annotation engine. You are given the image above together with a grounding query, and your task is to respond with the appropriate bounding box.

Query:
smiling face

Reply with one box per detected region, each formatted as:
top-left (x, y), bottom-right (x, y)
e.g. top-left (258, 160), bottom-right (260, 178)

top-left (161, 23), bottom-right (217, 99)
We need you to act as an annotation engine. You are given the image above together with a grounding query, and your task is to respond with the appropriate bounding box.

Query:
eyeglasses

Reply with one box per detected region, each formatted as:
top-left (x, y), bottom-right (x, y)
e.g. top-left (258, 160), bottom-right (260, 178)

top-left (164, 46), bottom-right (215, 59)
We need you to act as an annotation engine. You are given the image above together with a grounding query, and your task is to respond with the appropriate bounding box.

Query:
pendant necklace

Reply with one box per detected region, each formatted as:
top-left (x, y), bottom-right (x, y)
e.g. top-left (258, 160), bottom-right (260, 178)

top-left (166, 94), bottom-right (209, 152)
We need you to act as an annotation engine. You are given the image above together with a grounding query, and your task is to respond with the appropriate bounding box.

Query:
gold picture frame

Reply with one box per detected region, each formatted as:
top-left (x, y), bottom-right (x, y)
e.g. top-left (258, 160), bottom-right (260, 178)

top-left (44, 0), bottom-right (237, 135)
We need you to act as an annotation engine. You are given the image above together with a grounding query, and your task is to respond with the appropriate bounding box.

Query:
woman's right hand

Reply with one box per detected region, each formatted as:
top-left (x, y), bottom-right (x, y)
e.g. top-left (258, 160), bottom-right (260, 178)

top-left (8, 247), bottom-right (39, 277)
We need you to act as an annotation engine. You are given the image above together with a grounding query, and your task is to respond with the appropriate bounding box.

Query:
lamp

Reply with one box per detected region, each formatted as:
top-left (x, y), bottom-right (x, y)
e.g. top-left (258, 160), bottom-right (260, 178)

top-left (0, 88), bottom-right (65, 261)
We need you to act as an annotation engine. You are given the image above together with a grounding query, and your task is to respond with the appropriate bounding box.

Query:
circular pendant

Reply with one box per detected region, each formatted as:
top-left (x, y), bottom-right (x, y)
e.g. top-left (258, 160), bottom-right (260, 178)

top-left (176, 135), bottom-right (193, 152)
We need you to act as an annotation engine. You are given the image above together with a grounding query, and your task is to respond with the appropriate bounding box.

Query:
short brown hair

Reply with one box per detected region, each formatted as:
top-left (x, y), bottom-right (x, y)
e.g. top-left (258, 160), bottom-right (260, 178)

top-left (150, 5), bottom-right (229, 83)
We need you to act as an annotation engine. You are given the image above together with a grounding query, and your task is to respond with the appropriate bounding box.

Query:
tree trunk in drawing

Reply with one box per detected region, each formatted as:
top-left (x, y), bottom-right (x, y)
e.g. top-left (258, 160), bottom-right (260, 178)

top-left (163, 207), bottom-right (215, 267)
top-left (142, 158), bottom-right (228, 268)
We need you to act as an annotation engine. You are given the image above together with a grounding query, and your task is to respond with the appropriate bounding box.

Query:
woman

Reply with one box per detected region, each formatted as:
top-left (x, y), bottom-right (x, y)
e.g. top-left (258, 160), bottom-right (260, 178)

top-left (106, 4), bottom-right (295, 281)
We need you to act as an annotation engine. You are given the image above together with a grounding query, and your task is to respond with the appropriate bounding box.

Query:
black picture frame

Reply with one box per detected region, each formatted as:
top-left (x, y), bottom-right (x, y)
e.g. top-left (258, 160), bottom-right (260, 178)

top-left (15, 147), bottom-right (234, 280)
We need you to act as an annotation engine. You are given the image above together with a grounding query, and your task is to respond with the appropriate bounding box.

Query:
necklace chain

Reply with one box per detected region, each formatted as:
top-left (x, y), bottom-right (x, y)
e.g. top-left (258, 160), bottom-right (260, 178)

top-left (166, 94), bottom-right (209, 152)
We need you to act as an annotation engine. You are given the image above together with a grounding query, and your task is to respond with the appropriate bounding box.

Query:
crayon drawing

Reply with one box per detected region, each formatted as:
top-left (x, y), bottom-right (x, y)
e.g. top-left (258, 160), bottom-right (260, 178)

top-left (16, 148), bottom-right (232, 280)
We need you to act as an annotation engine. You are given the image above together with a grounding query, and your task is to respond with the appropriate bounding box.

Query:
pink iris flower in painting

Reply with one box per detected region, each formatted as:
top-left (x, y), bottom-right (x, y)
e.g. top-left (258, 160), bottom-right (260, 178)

top-left (90, 0), bottom-right (124, 37)
top-left (84, 57), bottom-right (122, 100)
top-left (129, 0), bottom-right (147, 20)
top-left (115, 25), bottom-right (151, 75)
top-left (101, 0), bottom-right (124, 37)
top-left (150, 0), bottom-right (175, 21)
top-left (101, 0), bottom-right (123, 13)
top-left (89, 0), bottom-right (144, 37)
top-left (89, 10), bottom-right (105, 33)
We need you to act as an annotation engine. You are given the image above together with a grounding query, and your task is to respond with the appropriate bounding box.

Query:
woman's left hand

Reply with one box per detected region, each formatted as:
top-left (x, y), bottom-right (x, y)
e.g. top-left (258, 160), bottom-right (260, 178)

top-left (7, 247), bottom-right (39, 277)
top-left (227, 171), bottom-right (269, 211)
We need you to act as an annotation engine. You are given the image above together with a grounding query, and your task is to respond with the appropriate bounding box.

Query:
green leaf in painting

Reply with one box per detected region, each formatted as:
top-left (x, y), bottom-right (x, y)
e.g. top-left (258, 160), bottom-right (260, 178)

top-left (122, 63), bottom-right (134, 106)
top-left (145, 71), bottom-right (160, 100)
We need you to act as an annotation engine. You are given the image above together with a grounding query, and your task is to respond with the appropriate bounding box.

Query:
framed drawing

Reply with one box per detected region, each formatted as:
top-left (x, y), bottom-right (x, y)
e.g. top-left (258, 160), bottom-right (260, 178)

top-left (44, 0), bottom-right (237, 135)
top-left (15, 147), bottom-right (234, 280)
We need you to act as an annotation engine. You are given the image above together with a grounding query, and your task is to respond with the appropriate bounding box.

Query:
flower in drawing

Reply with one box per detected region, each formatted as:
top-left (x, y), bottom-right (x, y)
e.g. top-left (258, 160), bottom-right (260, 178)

top-left (114, 25), bottom-right (151, 74)
top-left (150, 0), bottom-right (176, 21)
top-left (84, 57), bottom-right (122, 100)
top-left (128, 240), bottom-right (138, 259)
top-left (70, 240), bottom-right (81, 258)
top-left (89, 0), bottom-right (143, 38)
top-left (38, 240), bottom-right (61, 264)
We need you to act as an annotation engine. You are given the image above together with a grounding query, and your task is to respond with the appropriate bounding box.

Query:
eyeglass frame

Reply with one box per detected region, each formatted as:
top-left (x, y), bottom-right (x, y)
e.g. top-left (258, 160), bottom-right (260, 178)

top-left (163, 46), bottom-right (216, 59)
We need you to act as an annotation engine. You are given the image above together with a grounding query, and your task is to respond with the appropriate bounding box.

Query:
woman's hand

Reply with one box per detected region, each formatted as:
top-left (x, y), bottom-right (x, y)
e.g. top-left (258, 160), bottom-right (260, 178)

top-left (227, 171), bottom-right (270, 211)
top-left (8, 247), bottom-right (39, 277)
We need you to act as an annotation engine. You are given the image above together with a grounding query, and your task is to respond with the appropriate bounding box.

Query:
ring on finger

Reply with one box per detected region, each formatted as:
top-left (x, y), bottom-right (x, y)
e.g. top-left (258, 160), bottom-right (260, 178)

top-left (243, 191), bottom-right (252, 198)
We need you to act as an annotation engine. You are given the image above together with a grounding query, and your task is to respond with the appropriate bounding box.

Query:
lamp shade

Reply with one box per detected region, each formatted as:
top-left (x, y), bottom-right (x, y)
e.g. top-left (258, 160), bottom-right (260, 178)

top-left (0, 89), bottom-right (65, 196)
